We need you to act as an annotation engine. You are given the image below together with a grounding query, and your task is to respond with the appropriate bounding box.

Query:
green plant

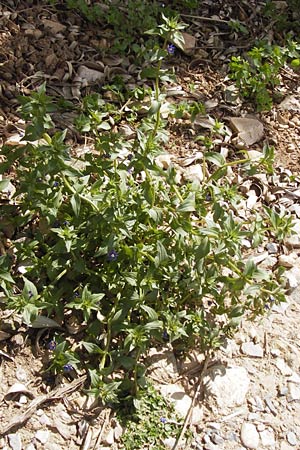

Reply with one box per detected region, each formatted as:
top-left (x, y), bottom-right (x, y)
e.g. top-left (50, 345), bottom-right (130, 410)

top-left (118, 384), bottom-right (183, 450)
top-left (229, 40), bottom-right (300, 110)
top-left (0, 15), bottom-right (289, 414)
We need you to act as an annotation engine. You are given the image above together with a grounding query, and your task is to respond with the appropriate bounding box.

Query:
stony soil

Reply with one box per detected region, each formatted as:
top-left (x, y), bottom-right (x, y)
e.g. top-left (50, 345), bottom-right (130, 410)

top-left (1, 1), bottom-right (300, 449)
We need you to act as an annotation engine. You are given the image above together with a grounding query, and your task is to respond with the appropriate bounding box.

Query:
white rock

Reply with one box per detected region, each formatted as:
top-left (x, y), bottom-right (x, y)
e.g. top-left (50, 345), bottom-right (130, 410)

top-left (160, 384), bottom-right (203, 423)
top-left (203, 365), bottom-right (250, 409)
top-left (8, 434), bottom-right (22, 450)
top-left (286, 431), bottom-right (297, 446)
top-left (163, 437), bottom-right (177, 449)
top-left (284, 267), bottom-right (300, 290)
top-left (260, 429), bottom-right (276, 447)
top-left (240, 422), bottom-right (260, 449)
top-left (103, 429), bottom-right (114, 445)
top-left (288, 383), bottom-right (300, 401)
top-left (35, 430), bottom-right (49, 444)
top-left (274, 358), bottom-right (293, 376)
top-left (25, 445), bottom-right (35, 450)
top-left (278, 254), bottom-right (299, 268)
top-left (241, 342), bottom-right (264, 358)
top-left (284, 220), bottom-right (300, 248)
top-left (287, 372), bottom-right (300, 384)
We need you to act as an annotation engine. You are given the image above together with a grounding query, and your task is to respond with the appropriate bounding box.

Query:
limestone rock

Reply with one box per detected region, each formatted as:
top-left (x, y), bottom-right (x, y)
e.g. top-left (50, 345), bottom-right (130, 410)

top-left (160, 383), bottom-right (202, 422)
top-left (284, 220), bottom-right (300, 248)
top-left (260, 429), bottom-right (276, 447)
top-left (8, 434), bottom-right (22, 450)
top-left (228, 117), bottom-right (264, 146)
top-left (203, 365), bottom-right (250, 410)
top-left (181, 32), bottom-right (196, 55)
top-left (241, 342), bottom-right (264, 358)
top-left (240, 422), bottom-right (260, 449)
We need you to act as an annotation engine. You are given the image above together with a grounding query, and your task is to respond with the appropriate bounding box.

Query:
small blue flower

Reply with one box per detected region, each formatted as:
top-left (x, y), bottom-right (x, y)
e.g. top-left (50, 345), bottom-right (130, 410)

top-left (162, 330), bottom-right (169, 341)
top-left (48, 340), bottom-right (56, 351)
top-left (53, 181), bottom-right (59, 187)
top-left (107, 249), bottom-right (118, 262)
top-left (63, 363), bottom-right (74, 372)
top-left (167, 43), bottom-right (176, 55)
top-left (63, 220), bottom-right (70, 226)
top-left (160, 417), bottom-right (167, 424)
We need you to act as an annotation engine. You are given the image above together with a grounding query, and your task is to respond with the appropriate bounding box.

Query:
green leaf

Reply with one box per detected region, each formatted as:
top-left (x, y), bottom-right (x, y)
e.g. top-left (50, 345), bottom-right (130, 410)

top-left (155, 241), bottom-right (168, 267)
top-left (0, 179), bottom-right (10, 191)
top-left (148, 101), bottom-right (161, 115)
top-left (70, 194), bottom-right (81, 217)
top-left (0, 272), bottom-right (14, 283)
top-left (82, 342), bottom-right (103, 354)
top-left (144, 320), bottom-right (163, 331)
top-left (22, 277), bottom-right (38, 300)
top-left (99, 121), bottom-right (111, 130)
top-left (178, 192), bottom-right (196, 212)
top-left (140, 67), bottom-right (158, 79)
top-left (195, 237), bottom-right (210, 259)
top-left (205, 152), bottom-right (226, 167)
top-left (140, 304), bottom-right (158, 321)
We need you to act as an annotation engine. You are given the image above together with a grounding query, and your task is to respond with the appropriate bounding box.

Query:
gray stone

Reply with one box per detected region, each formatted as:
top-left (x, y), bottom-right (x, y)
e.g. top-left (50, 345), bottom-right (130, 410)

top-left (8, 434), bottom-right (22, 450)
top-left (226, 431), bottom-right (239, 442)
top-left (287, 431), bottom-right (297, 446)
top-left (203, 366), bottom-right (250, 410)
top-left (211, 432), bottom-right (224, 445)
top-left (228, 117), bottom-right (264, 146)
top-left (264, 396), bottom-right (278, 416)
top-left (240, 422), bottom-right (260, 449)
top-left (279, 95), bottom-right (300, 111)
top-left (266, 242), bottom-right (279, 254)
top-left (224, 85), bottom-right (241, 105)
top-left (241, 342), bottom-right (264, 358)
top-left (278, 386), bottom-right (289, 396)
top-left (260, 429), bottom-right (276, 447)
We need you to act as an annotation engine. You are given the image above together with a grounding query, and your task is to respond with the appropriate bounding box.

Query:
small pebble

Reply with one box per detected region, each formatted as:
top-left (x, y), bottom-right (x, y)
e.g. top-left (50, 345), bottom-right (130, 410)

top-left (266, 242), bottom-right (278, 254)
top-left (15, 367), bottom-right (27, 382)
top-left (278, 386), bottom-right (289, 396)
top-left (211, 432), bottom-right (224, 445)
top-left (240, 422), bottom-right (260, 449)
top-left (264, 396), bottom-right (278, 416)
top-left (287, 431), bottom-right (297, 446)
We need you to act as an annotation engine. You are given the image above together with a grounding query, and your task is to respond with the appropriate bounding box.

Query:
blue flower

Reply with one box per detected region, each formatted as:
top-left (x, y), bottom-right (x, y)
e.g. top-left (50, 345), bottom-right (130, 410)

top-left (167, 43), bottom-right (176, 55)
top-left (48, 340), bottom-right (56, 351)
top-left (160, 417), bottom-right (167, 424)
top-left (162, 330), bottom-right (169, 341)
top-left (63, 363), bottom-right (74, 372)
top-left (107, 249), bottom-right (118, 262)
